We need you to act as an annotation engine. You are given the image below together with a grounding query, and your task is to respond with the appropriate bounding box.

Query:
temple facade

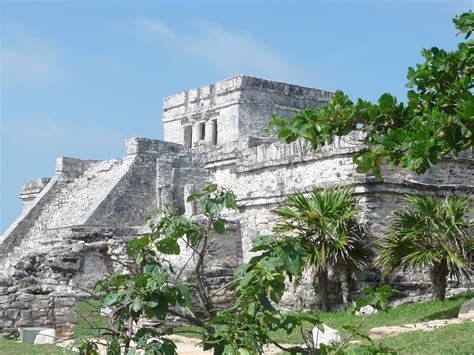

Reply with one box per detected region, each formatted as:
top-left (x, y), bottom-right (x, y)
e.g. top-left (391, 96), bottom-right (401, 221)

top-left (0, 75), bottom-right (472, 337)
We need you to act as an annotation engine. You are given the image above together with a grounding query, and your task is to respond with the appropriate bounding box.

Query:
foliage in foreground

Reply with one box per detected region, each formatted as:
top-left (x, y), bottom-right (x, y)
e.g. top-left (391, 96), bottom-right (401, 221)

top-left (263, 290), bottom-right (473, 344)
top-left (377, 194), bottom-right (473, 300)
top-left (266, 11), bottom-right (474, 177)
top-left (273, 187), bottom-right (372, 311)
top-left (77, 184), bottom-right (393, 355)
top-left (76, 184), bottom-right (321, 354)
top-left (75, 12), bottom-right (474, 354)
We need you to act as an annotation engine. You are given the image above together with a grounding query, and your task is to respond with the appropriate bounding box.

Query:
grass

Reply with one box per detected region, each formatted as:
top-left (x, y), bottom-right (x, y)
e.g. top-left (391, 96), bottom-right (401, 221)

top-left (0, 340), bottom-right (69, 355)
top-left (174, 291), bottom-right (474, 353)
top-left (3, 292), bottom-right (471, 354)
top-left (276, 322), bottom-right (474, 355)
top-left (268, 290), bottom-right (474, 344)
top-left (74, 299), bottom-right (108, 338)
top-left (351, 321), bottom-right (474, 354)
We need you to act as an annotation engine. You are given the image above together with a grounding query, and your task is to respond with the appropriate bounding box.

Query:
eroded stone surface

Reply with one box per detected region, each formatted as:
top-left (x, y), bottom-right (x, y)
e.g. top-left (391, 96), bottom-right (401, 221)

top-left (458, 298), bottom-right (474, 320)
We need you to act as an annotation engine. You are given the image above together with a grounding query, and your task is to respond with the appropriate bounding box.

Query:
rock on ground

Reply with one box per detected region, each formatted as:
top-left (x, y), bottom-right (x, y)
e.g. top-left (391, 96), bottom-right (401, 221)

top-left (34, 328), bottom-right (56, 344)
top-left (312, 324), bottom-right (341, 349)
top-left (355, 305), bottom-right (378, 316)
top-left (458, 298), bottom-right (474, 321)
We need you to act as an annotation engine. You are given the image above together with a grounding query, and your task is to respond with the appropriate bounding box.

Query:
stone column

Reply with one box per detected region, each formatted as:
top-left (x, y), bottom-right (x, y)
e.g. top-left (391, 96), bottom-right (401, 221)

top-left (184, 184), bottom-right (196, 216)
top-left (205, 120), bottom-right (217, 144)
top-left (159, 185), bottom-right (174, 211)
top-left (192, 123), bottom-right (202, 147)
top-left (156, 160), bottom-right (173, 209)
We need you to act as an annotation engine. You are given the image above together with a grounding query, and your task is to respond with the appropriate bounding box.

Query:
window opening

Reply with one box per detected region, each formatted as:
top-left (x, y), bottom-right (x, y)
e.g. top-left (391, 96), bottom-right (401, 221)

top-left (200, 122), bottom-right (206, 140)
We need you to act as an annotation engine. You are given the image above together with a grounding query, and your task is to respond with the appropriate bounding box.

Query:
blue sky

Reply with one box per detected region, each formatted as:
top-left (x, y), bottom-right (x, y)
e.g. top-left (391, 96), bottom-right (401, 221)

top-left (0, 0), bottom-right (471, 233)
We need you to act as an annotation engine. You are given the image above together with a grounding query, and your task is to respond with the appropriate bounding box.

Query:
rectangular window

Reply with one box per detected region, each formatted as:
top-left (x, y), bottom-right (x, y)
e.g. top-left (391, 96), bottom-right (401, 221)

top-left (200, 122), bottom-right (206, 140)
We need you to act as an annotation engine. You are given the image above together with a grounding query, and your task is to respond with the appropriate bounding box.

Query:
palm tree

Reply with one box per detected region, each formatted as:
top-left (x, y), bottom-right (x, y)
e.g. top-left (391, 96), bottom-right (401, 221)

top-left (274, 187), bottom-right (372, 311)
top-left (377, 194), bottom-right (473, 301)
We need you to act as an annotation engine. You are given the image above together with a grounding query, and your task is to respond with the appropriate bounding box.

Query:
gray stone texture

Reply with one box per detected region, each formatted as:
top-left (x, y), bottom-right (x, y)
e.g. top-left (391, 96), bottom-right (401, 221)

top-left (458, 298), bottom-right (474, 320)
top-left (1, 75), bottom-right (473, 335)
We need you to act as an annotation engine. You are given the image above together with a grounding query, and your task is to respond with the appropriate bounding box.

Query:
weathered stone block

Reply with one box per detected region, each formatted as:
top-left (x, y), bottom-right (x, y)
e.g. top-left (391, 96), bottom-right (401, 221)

top-left (458, 298), bottom-right (474, 320)
top-left (54, 297), bottom-right (75, 307)
top-left (312, 324), bottom-right (341, 349)
top-left (10, 301), bottom-right (30, 309)
top-left (31, 309), bottom-right (49, 318)
top-left (17, 293), bottom-right (35, 302)
top-left (0, 319), bottom-right (12, 328)
top-left (31, 300), bottom-right (50, 309)
top-left (20, 327), bottom-right (53, 343)
top-left (20, 310), bottom-right (33, 320)
top-left (4, 309), bottom-right (19, 320)
top-left (34, 328), bottom-right (56, 344)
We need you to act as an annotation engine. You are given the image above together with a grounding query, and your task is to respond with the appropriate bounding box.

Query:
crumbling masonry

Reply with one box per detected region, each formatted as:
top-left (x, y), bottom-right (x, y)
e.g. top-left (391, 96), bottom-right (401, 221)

top-left (1, 75), bottom-right (473, 337)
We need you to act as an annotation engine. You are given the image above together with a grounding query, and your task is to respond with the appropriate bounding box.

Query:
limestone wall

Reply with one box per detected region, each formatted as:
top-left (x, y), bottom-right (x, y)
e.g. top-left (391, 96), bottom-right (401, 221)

top-left (202, 133), bottom-right (473, 309)
top-left (0, 227), bottom-right (138, 338)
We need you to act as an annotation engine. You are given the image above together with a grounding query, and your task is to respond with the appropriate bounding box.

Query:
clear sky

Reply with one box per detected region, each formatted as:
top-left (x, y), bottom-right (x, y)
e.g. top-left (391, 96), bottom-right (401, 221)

top-left (0, 0), bottom-right (471, 234)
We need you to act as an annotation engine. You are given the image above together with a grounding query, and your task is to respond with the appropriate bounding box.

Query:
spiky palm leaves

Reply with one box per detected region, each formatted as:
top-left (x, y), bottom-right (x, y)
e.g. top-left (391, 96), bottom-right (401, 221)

top-left (274, 187), bottom-right (372, 311)
top-left (377, 194), bottom-right (473, 300)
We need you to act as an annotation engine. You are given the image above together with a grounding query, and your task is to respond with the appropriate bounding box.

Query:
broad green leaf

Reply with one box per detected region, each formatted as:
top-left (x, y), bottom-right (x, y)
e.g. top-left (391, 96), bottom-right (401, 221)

top-left (176, 283), bottom-right (192, 307)
top-left (103, 292), bottom-right (123, 307)
top-left (224, 191), bottom-right (238, 210)
top-left (157, 238), bottom-right (180, 255)
top-left (132, 297), bottom-right (142, 312)
top-left (213, 219), bottom-right (226, 234)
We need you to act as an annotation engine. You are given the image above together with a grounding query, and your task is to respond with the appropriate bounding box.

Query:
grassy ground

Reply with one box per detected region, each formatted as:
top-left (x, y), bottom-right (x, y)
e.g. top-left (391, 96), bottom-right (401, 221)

top-left (0, 340), bottom-right (69, 355)
top-left (74, 299), bottom-right (108, 338)
top-left (351, 321), bottom-right (474, 354)
top-left (1, 292), bottom-right (471, 354)
top-left (270, 291), bottom-right (474, 344)
top-left (176, 291), bottom-right (473, 345)
top-left (176, 291), bottom-right (474, 354)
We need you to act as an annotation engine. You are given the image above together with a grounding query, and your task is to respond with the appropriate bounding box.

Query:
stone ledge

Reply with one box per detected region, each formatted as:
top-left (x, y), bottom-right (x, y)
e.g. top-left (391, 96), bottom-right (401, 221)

top-left (163, 75), bottom-right (333, 110)
top-left (20, 178), bottom-right (51, 198)
top-left (125, 137), bottom-right (185, 156)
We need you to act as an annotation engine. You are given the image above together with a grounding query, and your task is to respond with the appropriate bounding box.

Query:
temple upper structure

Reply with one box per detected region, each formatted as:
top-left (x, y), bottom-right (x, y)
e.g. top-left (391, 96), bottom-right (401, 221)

top-left (162, 75), bottom-right (332, 147)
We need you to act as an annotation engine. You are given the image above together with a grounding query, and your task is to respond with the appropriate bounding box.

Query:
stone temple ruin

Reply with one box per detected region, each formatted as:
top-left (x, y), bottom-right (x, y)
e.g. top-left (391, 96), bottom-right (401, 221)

top-left (0, 75), bottom-right (472, 337)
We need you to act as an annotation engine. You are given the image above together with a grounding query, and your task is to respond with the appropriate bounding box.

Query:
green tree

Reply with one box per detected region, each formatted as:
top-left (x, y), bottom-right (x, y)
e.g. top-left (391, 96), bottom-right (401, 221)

top-left (77, 184), bottom-right (322, 354)
top-left (273, 187), bottom-right (372, 311)
top-left (376, 194), bottom-right (473, 301)
top-left (266, 12), bottom-right (473, 177)
top-left (77, 184), bottom-right (394, 354)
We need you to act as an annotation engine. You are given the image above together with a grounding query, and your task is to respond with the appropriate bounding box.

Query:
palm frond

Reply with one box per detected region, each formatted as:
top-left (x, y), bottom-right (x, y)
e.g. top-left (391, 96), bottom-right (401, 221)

top-left (378, 193), bottom-right (472, 277)
top-left (274, 186), bottom-right (371, 273)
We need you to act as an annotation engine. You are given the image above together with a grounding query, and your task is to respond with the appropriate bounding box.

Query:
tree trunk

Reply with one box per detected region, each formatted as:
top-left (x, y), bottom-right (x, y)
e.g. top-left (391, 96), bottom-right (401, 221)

top-left (313, 269), bottom-right (330, 312)
top-left (430, 260), bottom-right (448, 301)
top-left (337, 264), bottom-right (351, 305)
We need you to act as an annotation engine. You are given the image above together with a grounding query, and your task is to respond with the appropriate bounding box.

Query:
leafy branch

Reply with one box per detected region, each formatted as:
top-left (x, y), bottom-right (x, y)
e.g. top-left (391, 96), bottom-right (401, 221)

top-left (266, 11), bottom-right (474, 177)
